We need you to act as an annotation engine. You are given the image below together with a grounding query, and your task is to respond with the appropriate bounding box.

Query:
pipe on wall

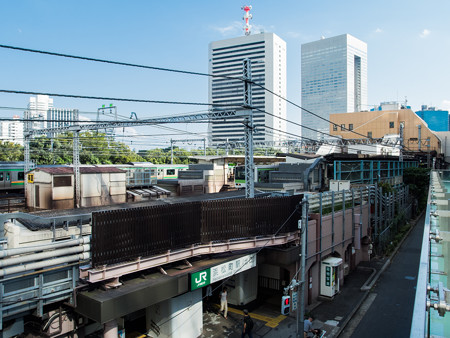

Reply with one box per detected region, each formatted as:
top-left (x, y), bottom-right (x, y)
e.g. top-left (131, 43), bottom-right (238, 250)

top-left (0, 236), bottom-right (90, 258)
top-left (0, 252), bottom-right (90, 277)
top-left (0, 244), bottom-right (90, 268)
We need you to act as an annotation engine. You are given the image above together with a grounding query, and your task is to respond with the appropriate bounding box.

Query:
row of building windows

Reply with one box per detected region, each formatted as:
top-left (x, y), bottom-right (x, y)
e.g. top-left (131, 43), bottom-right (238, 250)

top-left (333, 121), bottom-right (395, 133)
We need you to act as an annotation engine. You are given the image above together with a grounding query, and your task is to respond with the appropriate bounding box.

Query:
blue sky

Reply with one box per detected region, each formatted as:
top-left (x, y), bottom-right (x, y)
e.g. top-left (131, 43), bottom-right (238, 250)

top-left (1, 0), bottom-right (449, 150)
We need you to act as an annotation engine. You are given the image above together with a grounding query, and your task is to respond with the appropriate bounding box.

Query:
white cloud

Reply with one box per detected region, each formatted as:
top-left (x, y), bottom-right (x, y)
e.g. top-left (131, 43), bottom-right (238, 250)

top-left (211, 21), bottom-right (243, 37)
top-left (375, 28), bottom-right (382, 33)
top-left (419, 29), bottom-right (431, 38)
top-left (78, 115), bottom-right (91, 122)
top-left (211, 21), bottom-right (273, 37)
top-left (442, 100), bottom-right (450, 111)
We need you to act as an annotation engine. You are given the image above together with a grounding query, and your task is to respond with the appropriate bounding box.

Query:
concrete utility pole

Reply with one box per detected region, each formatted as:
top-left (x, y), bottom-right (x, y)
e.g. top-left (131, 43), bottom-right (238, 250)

top-left (299, 197), bottom-right (308, 337)
top-left (243, 58), bottom-right (254, 198)
top-left (399, 122), bottom-right (404, 162)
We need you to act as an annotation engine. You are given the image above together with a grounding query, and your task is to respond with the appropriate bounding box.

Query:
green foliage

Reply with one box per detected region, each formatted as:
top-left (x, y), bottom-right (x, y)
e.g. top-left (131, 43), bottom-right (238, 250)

top-left (0, 141), bottom-right (23, 161)
top-left (384, 212), bottom-right (410, 256)
top-left (0, 135), bottom-right (281, 166)
top-left (403, 167), bottom-right (430, 211)
top-left (311, 201), bottom-right (354, 215)
top-left (28, 132), bottom-right (144, 165)
top-left (378, 181), bottom-right (395, 194)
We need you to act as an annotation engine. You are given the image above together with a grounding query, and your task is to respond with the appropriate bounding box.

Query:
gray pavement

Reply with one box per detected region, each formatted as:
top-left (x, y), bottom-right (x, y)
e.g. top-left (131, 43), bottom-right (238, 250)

top-left (201, 212), bottom-right (424, 338)
top-left (343, 212), bottom-right (425, 338)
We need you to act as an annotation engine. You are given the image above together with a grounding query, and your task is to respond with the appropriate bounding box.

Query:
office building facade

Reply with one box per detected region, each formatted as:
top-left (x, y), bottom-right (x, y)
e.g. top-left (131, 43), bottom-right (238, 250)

top-left (0, 115), bottom-right (24, 145)
top-left (416, 105), bottom-right (449, 132)
top-left (46, 108), bottom-right (79, 136)
top-left (208, 32), bottom-right (287, 145)
top-left (27, 95), bottom-right (54, 130)
top-left (301, 34), bottom-right (367, 140)
top-left (26, 95), bottom-right (78, 136)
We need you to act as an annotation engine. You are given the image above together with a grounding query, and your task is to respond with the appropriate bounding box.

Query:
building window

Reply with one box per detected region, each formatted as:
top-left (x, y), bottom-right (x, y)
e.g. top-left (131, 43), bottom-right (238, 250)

top-left (349, 124), bottom-right (353, 131)
top-left (389, 121), bottom-right (394, 128)
top-left (53, 176), bottom-right (72, 187)
top-left (340, 124), bottom-right (345, 131)
top-left (333, 124), bottom-right (337, 131)
top-left (368, 131), bottom-right (372, 138)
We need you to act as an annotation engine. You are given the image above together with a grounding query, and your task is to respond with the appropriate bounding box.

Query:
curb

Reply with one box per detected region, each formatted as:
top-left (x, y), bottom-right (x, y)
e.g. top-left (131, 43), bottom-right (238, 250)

top-left (335, 209), bottom-right (425, 337)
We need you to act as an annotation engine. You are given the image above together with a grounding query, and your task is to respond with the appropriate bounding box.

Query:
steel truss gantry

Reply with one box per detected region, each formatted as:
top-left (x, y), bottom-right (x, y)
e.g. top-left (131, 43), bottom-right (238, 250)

top-left (23, 109), bottom-right (254, 206)
top-left (170, 138), bottom-right (206, 164)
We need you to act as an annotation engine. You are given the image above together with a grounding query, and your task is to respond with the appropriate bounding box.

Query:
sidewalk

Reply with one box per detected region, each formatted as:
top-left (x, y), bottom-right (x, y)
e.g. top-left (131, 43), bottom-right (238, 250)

top-left (201, 212), bottom-right (423, 338)
top-left (200, 258), bottom-right (387, 338)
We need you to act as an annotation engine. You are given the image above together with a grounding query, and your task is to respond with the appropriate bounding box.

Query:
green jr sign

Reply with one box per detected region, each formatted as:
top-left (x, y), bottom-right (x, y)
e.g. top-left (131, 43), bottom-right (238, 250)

top-left (190, 269), bottom-right (211, 290)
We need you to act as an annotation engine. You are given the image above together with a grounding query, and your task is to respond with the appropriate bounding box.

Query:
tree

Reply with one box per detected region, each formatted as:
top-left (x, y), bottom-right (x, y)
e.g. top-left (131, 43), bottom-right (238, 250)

top-left (29, 132), bottom-right (144, 165)
top-left (0, 141), bottom-right (23, 161)
top-left (403, 167), bottom-right (430, 211)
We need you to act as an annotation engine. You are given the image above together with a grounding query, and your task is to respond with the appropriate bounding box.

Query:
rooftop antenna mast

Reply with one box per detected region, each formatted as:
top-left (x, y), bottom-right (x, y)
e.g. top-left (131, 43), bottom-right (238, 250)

top-left (242, 5), bottom-right (252, 36)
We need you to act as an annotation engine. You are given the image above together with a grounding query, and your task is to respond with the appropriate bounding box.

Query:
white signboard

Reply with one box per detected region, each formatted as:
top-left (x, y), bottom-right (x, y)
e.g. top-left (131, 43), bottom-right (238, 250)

top-left (210, 253), bottom-right (257, 283)
top-left (291, 291), bottom-right (298, 311)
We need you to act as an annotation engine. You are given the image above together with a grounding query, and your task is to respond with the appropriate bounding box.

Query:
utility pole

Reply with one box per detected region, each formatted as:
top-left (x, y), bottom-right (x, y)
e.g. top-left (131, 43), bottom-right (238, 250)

top-left (170, 138), bottom-right (174, 164)
top-left (417, 124), bottom-right (422, 151)
top-left (73, 129), bottom-right (80, 208)
top-left (243, 58), bottom-right (254, 198)
top-left (427, 138), bottom-right (431, 168)
top-left (23, 109), bottom-right (32, 202)
top-left (399, 122), bottom-right (404, 162)
top-left (299, 197), bottom-right (308, 336)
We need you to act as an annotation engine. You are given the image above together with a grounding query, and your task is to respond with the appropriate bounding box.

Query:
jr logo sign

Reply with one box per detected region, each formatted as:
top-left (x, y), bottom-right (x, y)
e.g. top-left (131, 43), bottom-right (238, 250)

top-left (195, 271), bottom-right (207, 284)
top-left (191, 269), bottom-right (211, 290)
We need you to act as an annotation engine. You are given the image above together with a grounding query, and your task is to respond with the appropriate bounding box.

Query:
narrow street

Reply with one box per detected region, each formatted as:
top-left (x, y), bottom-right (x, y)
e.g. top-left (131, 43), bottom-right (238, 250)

top-left (341, 213), bottom-right (425, 338)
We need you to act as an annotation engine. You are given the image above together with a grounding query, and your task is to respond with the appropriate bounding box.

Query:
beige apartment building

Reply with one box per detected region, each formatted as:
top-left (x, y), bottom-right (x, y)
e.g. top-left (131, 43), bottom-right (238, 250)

top-left (329, 108), bottom-right (441, 152)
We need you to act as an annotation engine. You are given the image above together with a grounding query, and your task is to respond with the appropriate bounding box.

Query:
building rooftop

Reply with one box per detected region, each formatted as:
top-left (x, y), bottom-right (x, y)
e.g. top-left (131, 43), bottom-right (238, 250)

top-left (34, 166), bottom-right (125, 175)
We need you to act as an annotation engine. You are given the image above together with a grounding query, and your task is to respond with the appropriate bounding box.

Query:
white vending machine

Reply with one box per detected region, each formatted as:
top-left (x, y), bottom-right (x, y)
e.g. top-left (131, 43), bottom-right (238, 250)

top-left (320, 257), bottom-right (343, 298)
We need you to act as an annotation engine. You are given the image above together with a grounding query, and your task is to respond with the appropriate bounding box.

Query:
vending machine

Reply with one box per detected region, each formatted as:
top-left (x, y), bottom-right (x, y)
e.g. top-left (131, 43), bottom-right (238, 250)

top-left (320, 257), bottom-right (343, 298)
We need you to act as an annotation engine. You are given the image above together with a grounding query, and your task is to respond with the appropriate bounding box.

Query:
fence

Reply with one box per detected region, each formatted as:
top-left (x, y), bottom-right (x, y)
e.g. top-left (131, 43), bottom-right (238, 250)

top-left (91, 194), bottom-right (303, 266)
top-left (0, 196), bottom-right (25, 213)
top-left (370, 185), bottom-right (412, 254)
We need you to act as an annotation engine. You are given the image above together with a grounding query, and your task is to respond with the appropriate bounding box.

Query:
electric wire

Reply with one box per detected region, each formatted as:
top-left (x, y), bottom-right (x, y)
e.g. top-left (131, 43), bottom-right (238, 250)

top-left (0, 89), bottom-right (238, 108)
top-left (0, 43), bottom-right (405, 147)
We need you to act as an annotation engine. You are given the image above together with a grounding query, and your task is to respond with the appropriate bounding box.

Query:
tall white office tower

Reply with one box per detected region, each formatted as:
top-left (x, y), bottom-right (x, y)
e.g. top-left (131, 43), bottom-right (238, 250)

top-left (301, 34), bottom-right (367, 140)
top-left (27, 95), bottom-right (54, 130)
top-left (208, 32), bottom-right (287, 146)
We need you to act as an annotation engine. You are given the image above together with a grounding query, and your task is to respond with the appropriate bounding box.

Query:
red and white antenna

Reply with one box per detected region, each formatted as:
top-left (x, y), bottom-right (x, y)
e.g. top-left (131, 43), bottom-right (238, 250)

top-left (242, 5), bottom-right (252, 36)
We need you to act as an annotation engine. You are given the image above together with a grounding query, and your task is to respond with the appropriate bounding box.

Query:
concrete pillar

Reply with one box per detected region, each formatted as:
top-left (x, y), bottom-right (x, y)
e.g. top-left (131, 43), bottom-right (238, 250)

top-left (104, 320), bottom-right (118, 338)
top-left (146, 289), bottom-right (202, 338)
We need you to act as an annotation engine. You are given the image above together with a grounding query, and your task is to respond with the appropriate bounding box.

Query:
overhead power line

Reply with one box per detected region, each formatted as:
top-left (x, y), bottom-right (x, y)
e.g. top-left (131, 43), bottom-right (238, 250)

top-left (0, 89), bottom-right (237, 108)
top-left (0, 43), bottom-right (379, 140)
top-left (0, 44), bottom-right (414, 154)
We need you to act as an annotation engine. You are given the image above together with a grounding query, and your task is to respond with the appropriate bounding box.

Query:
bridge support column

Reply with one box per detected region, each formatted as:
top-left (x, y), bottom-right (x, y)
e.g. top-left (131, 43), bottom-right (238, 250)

top-left (146, 288), bottom-right (202, 338)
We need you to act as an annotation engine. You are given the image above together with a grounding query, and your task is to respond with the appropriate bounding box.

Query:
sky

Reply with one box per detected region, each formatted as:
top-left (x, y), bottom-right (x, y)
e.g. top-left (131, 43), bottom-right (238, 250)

top-left (1, 0), bottom-right (449, 151)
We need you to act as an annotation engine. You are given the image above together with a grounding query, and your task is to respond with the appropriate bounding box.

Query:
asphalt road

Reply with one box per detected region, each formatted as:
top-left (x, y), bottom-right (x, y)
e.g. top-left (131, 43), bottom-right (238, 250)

top-left (343, 213), bottom-right (425, 338)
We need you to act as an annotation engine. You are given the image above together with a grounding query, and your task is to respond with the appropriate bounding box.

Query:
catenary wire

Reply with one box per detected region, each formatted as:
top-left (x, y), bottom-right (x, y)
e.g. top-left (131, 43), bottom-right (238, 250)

top-left (0, 43), bottom-right (396, 143)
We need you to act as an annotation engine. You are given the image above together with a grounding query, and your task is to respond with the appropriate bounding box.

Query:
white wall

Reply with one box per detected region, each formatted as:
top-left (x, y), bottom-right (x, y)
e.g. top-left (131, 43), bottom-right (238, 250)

top-left (146, 289), bottom-right (202, 338)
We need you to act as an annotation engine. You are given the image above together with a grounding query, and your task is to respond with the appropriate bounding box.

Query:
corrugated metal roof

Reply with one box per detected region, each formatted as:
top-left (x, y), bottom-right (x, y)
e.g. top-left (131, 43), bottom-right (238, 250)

top-left (36, 167), bottom-right (125, 175)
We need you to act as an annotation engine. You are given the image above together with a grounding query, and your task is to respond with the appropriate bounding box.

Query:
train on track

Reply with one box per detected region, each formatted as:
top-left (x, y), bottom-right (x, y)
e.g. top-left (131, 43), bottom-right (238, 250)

top-left (0, 162), bottom-right (190, 193)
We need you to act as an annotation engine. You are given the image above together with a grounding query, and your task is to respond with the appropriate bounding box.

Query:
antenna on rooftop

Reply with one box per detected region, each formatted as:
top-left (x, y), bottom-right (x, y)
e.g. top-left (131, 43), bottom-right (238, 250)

top-left (242, 5), bottom-right (252, 36)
